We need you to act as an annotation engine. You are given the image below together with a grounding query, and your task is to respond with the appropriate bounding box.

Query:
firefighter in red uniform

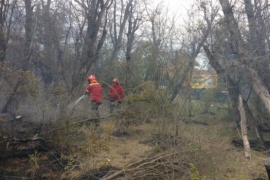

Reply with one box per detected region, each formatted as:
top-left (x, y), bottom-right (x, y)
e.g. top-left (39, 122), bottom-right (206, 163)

top-left (85, 75), bottom-right (102, 120)
top-left (108, 78), bottom-right (124, 113)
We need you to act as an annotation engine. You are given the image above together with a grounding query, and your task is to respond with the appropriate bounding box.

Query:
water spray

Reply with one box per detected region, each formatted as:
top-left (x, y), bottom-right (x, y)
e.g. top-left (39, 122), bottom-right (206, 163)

top-left (74, 95), bottom-right (86, 106)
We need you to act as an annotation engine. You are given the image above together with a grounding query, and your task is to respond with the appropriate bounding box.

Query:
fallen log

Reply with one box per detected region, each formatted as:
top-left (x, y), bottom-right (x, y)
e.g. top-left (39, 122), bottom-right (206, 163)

top-left (46, 115), bottom-right (113, 133)
top-left (0, 146), bottom-right (48, 161)
top-left (100, 152), bottom-right (186, 180)
top-left (3, 134), bottom-right (45, 147)
top-left (0, 134), bottom-right (47, 161)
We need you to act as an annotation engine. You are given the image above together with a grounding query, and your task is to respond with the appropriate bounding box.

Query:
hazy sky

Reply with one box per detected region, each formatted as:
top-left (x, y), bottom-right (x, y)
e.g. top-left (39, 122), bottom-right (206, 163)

top-left (153, 0), bottom-right (195, 23)
top-left (166, 0), bottom-right (191, 13)
top-left (152, 0), bottom-right (208, 68)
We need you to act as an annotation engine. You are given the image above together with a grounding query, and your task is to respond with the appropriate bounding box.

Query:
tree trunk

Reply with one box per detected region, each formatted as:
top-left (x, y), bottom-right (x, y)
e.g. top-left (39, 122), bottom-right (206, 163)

top-left (0, 0), bottom-right (8, 63)
top-left (244, 0), bottom-right (270, 91)
top-left (250, 68), bottom-right (270, 115)
top-left (110, 0), bottom-right (132, 63)
top-left (1, 81), bottom-right (20, 114)
top-left (219, 0), bottom-right (270, 116)
top-left (238, 95), bottom-right (251, 160)
top-left (169, 59), bottom-right (195, 102)
top-left (203, 45), bottom-right (265, 145)
top-left (242, 98), bottom-right (265, 148)
top-left (125, 4), bottom-right (141, 91)
top-left (72, 0), bottom-right (113, 92)
top-left (170, 7), bottom-right (211, 102)
top-left (2, 0), bottom-right (34, 114)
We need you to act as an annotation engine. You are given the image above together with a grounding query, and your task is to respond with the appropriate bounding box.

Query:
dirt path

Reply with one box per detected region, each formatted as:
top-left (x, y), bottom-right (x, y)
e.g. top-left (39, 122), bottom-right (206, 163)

top-left (99, 123), bottom-right (154, 168)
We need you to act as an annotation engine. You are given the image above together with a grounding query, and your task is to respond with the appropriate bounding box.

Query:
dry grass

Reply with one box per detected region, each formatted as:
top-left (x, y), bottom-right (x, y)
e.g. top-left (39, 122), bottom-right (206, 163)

top-left (1, 98), bottom-right (269, 180)
top-left (102, 123), bottom-right (154, 168)
top-left (90, 112), bottom-right (269, 180)
top-left (178, 114), bottom-right (268, 180)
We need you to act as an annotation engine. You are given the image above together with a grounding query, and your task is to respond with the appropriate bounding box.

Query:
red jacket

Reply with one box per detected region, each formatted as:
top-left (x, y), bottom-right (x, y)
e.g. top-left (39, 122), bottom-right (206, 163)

top-left (87, 82), bottom-right (102, 103)
top-left (109, 84), bottom-right (124, 102)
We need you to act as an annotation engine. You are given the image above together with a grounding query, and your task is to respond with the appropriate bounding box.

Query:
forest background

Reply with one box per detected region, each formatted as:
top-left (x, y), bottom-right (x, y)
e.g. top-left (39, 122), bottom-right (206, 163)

top-left (1, 0), bottom-right (270, 179)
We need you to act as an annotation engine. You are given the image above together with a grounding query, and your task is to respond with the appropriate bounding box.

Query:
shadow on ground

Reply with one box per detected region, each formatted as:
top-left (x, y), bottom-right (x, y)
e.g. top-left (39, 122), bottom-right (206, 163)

top-left (182, 119), bottom-right (209, 126)
top-left (231, 139), bottom-right (270, 152)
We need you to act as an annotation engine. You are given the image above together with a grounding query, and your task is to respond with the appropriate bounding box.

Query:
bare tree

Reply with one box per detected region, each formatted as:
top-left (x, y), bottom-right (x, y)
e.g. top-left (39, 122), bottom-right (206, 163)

top-left (2, 0), bottom-right (35, 114)
top-left (203, 45), bottom-right (265, 148)
top-left (238, 95), bottom-right (251, 159)
top-left (71, 0), bottom-right (113, 92)
top-left (142, 2), bottom-right (177, 89)
top-left (109, 0), bottom-right (133, 63)
top-left (125, 0), bottom-right (143, 90)
top-left (243, 0), bottom-right (270, 91)
top-left (219, 0), bottom-right (270, 115)
top-left (0, 0), bottom-right (13, 63)
top-left (169, 2), bottom-right (214, 102)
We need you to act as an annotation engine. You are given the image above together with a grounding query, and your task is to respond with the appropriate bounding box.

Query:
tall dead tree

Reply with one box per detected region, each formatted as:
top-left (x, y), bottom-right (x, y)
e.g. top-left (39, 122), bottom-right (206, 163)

top-left (0, 0), bottom-right (8, 63)
top-left (0, 0), bottom-right (17, 83)
top-left (219, 0), bottom-right (270, 116)
top-left (143, 3), bottom-right (162, 88)
top-left (238, 95), bottom-right (251, 159)
top-left (125, 1), bottom-right (142, 90)
top-left (2, 0), bottom-right (34, 114)
top-left (72, 0), bottom-right (113, 92)
top-left (143, 2), bottom-right (177, 89)
top-left (39, 0), bottom-right (53, 84)
top-left (169, 4), bottom-right (212, 102)
top-left (243, 0), bottom-right (270, 91)
top-left (203, 45), bottom-right (265, 148)
top-left (109, 0), bottom-right (133, 63)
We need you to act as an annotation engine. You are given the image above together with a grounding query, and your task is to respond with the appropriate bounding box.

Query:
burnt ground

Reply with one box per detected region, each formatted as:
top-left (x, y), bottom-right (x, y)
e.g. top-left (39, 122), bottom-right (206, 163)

top-left (0, 116), bottom-right (65, 179)
top-left (231, 124), bottom-right (270, 152)
top-left (231, 139), bottom-right (270, 152)
top-left (0, 153), bottom-right (66, 179)
top-left (0, 110), bottom-right (146, 180)
top-left (1, 105), bottom-right (270, 180)
top-left (0, 100), bottom-right (123, 180)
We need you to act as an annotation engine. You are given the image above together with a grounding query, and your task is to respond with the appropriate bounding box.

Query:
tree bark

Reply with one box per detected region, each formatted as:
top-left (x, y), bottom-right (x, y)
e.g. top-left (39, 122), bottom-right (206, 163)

top-left (242, 98), bottom-right (265, 148)
top-left (219, 0), bottom-right (246, 56)
top-left (203, 45), bottom-right (265, 146)
top-left (243, 0), bottom-right (270, 91)
top-left (0, 0), bottom-right (8, 63)
top-left (249, 68), bottom-right (270, 114)
top-left (110, 0), bottom-right (132, 63)
top-left (125, 4), bottom-right (141, 91)
top-left (72, 0), bottom-right (113, 92)
top-left (2, 0), bottom-right (34, 114)
top-left (238, 95), bottom-right (251, 159)
top-left (219, 0), bottom-right (270, 116)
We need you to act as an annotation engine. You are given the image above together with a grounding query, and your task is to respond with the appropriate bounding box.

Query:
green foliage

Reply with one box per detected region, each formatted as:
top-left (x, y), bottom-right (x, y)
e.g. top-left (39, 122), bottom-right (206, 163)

top-left (126, 81), bottom-right (170, 105)
top-left (52, 121), bottom-right (115, 172)
top-left (1, 62), bottom-right (41, 97)
top-left (47, 83), bottom-right (66, 97)
top-left (200, 89), bottom-right (218, 102)
top-left (152, 145), bottom-right (163, 154)
top-left (189, 163), bottom-right (207, 180)
top-left (199, 88), bottom-right (223, 114)
top-left (29, 150), bottom-right (41, 170)
top-left (123, 81), bottom-right (174, 128)
top-left (19, 70), bottom-right (41, 97)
